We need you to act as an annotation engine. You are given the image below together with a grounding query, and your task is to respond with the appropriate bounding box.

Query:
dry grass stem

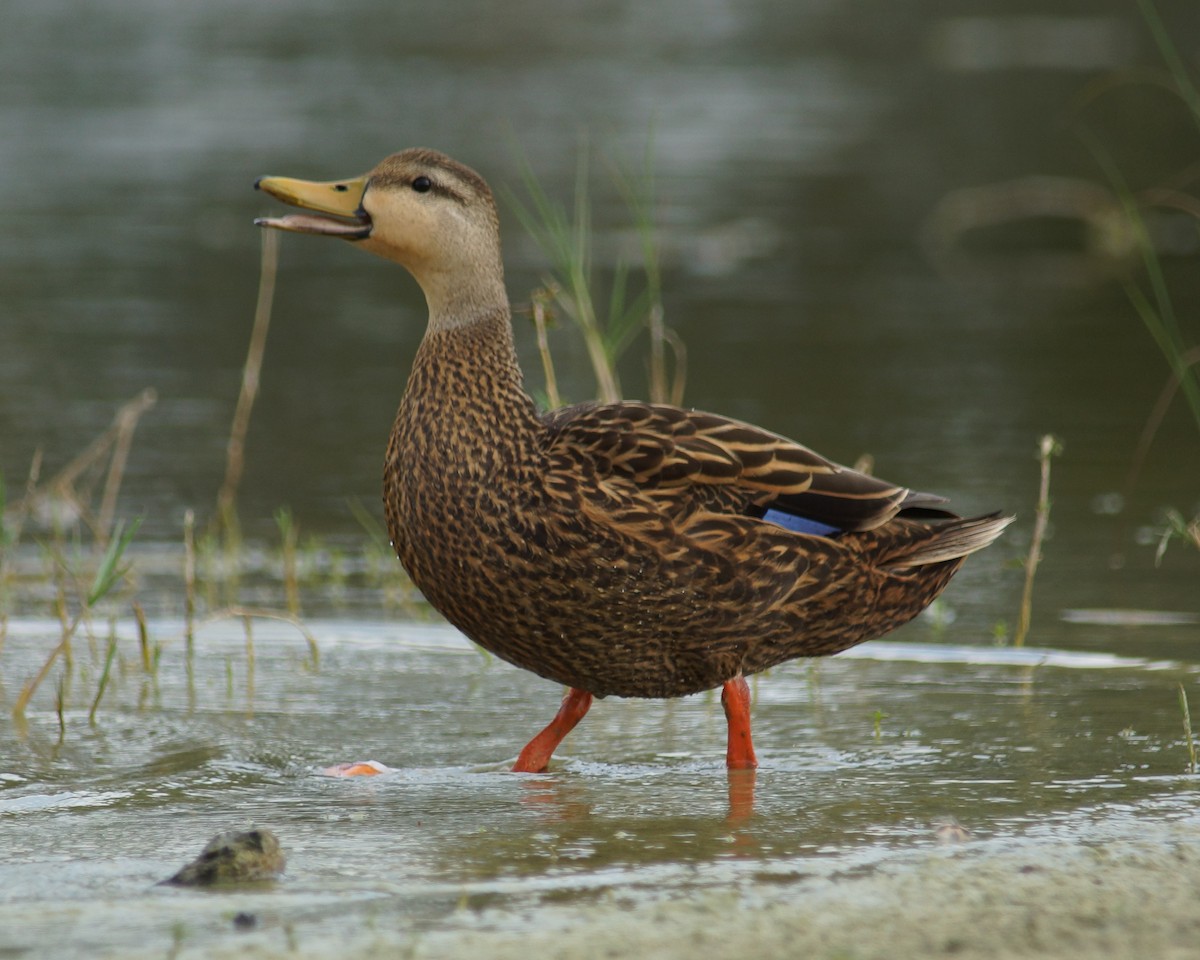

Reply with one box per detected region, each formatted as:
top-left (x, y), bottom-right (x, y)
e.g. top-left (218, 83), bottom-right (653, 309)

top-left (183, 510), bottom-right (197, 659)
top-left (13, 517), bottom-right (140, 719)
top-left (1014, 434), bottom-right (1061, 647)
top-left (661, 325), bottom-right (688, 407)
top-left (242, 614), bottom-right (255, 707)
top-left (1, 450), bottom-right (45, 643)
top-left (97, 390), bottom-right (156, 542)
top-left (1126, 346), bottom-right (1200, 497)
top-left (647, 303), bottom-right (667, 403)
top-left (531, 292), bottom-right (562, 409)
top-left (200, 607), bottom-right (319, 670)
top-left (217, 227), bottom-right (279, 532)
top-left (54, 674), bottom-right (66, 744)
top-left (22, 390), bottom-right (156, 544)
top-left (14, 629), bottom-right (78, 719)
top-left (275, 508), bottom-right (301, 617)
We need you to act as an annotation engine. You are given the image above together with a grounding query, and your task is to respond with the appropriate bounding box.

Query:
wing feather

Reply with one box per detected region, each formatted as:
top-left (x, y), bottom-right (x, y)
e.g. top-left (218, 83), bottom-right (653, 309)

top-left (541, 401), bottom-right (915, 531)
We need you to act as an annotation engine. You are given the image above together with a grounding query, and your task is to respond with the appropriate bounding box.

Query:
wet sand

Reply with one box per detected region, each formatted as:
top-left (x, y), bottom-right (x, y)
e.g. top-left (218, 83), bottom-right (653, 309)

top-left (138, 820), bottom-right (1200, 960)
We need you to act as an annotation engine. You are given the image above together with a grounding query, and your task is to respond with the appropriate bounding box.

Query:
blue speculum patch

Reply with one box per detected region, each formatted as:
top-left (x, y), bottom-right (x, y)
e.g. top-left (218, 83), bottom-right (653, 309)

top-left (760, 509), bottom-right (841, 537)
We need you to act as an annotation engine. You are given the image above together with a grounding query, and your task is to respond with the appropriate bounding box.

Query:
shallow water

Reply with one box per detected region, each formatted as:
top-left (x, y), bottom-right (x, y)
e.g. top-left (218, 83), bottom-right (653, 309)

top-left (2, 1), bottom-right (1200, 956)
top-left (3, 2), bottom-right (1199, 620)
top-left (1, 616), bottom-right (1197, 958)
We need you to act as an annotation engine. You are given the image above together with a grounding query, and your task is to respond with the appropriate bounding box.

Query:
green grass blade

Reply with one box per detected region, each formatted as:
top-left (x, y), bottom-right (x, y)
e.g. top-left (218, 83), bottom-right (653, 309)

top-left (88, 633), bottom-right (119, 725)
top-left (1082, 129), bottom-right (1200, 435)
top-left (87, 517), bottom-right (142, 607)
top-left (346, 498), bottom-right (392, 555)
top-left (1137, 0), bottom-right (1200, 131)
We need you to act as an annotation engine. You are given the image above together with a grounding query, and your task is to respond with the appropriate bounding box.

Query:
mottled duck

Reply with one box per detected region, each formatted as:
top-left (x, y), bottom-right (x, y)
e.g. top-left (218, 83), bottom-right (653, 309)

top-left (255, 148), bottom-right (1011, 772)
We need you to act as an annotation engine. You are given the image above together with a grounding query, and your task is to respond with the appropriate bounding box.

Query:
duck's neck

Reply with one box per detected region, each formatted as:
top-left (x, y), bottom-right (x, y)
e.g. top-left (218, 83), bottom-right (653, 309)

top-left (420, 260), bottom-right (510, 334)
top-left (395, 307), bottom-right (541, 471)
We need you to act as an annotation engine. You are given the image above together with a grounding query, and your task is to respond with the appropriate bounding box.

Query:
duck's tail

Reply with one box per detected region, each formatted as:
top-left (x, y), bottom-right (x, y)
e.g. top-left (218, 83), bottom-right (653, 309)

top-left (883, 512), bottom-right (1015, 570)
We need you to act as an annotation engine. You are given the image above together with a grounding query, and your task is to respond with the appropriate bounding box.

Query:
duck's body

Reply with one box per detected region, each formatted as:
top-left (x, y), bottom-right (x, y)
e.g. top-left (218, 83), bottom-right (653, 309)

top-left (256, 148), bottom-right (1011, 769)
top-left (388, 308), bottom-right (996, 701)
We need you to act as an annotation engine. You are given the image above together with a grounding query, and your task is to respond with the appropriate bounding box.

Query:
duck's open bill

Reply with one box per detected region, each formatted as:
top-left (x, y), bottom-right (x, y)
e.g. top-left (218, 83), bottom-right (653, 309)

top-left (255, 174), bottom-right (372, 238)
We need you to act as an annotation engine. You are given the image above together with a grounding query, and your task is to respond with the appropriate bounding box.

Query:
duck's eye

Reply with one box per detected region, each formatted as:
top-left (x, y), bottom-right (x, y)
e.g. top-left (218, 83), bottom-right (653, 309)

top-left (412, 176), bottom-right (432, 193)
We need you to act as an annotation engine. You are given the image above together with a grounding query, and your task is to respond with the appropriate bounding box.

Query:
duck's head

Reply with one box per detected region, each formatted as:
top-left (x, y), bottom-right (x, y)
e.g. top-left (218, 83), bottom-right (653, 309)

top-left (255, 148), bottom-right (507, 324)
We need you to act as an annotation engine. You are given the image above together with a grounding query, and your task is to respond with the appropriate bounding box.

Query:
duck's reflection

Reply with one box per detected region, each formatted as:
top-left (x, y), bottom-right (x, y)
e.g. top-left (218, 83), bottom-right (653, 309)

top-left (513, 764), bottom-right (761, 861)
top-left (725, 767), bottom-right (757, 826)
top-left (515, 771), bottom-right (593, 823)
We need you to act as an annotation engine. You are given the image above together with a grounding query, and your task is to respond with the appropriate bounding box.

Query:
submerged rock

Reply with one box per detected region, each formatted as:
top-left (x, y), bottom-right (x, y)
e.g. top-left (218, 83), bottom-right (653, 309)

top-left (163, 828), bottom-right (285, 887)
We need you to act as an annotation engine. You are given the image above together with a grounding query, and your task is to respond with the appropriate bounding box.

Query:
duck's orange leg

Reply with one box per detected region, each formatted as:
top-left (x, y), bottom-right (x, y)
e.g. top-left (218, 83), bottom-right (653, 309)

top-left (512, 687), bottom-right (594, 773)
top-left (721, 676), bottom-right (758, 769)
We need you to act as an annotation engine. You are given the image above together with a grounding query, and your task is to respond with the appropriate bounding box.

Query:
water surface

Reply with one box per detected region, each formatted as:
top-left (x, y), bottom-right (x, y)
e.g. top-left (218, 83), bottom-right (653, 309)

top-left (1, 618), bottom-right (1197, 958)
top-left (1, 2), bottom-right (1199, 956)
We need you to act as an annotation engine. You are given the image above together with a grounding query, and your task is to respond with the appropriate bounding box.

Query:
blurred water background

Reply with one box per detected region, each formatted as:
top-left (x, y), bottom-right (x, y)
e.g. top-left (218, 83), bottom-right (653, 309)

top-left (1, 1), bottom-right (1198, 685)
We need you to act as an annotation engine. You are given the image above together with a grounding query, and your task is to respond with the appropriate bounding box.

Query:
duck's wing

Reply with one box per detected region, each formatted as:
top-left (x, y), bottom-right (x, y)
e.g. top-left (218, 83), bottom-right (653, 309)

top-left (540, 401), bottom-right (943, 533)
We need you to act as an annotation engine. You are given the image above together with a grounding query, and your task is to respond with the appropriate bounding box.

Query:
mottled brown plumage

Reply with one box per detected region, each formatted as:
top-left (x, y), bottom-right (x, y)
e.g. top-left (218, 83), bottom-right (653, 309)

top-left (256, 148), bottom-right (1012, 766)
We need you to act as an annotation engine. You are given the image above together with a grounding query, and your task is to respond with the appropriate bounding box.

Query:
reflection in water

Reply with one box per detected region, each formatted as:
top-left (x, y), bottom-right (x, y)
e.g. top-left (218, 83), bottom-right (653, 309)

top-left (724, 768), bottom-right (757, 834)
top-left (517, 766), bottom-right (759, 833)
top-left (927, 16), bottom-right (1134, 73)
top-left (518, 774), bottom-right (595, 825)
top-left (921, 175), bottom-right (1137, 290)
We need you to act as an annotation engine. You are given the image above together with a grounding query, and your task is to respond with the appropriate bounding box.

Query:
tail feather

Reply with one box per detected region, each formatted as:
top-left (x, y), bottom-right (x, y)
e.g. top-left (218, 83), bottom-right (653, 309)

top-left (887, 512), bottom-right (1015, 569)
